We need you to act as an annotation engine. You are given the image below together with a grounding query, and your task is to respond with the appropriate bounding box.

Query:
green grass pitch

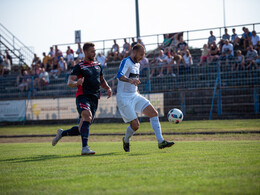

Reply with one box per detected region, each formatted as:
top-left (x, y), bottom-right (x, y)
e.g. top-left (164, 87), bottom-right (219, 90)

top-left (0, 119), bottom-right (260, 194)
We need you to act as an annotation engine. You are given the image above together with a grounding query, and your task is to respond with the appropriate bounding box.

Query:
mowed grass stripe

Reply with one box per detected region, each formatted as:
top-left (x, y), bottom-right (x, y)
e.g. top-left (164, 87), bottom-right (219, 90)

top-left (0, 141), bottom-right (259, 194)
top-left (0, 119), bottom-right (260, 135)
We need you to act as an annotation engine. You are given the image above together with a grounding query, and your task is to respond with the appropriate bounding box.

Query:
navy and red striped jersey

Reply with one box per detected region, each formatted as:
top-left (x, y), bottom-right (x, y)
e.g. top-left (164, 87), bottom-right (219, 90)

top-left (70, 61), bottom-right (103, 98)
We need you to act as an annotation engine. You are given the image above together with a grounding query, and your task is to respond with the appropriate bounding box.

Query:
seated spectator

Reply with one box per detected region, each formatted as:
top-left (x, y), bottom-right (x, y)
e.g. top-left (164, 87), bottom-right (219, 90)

top-left (218, 39), bottom-right (234, 65)
top-left (208, 31), bottom-right (216, 47)
top-left (16, 70), bottom-right (32, 92)
top-left (131, 37), bottom-right (137, 48)
top-left (31, 53), bottom-right (41, 66)
top-left (121, 38), bottom-right (131, 58)
top-left (182, 49), bottom-right (193, 67)
top-left (96, 53), bottom-right (107, 68)
top-left (66, 46), bottom-right (74, 56)
top-left (48, 47), bottom-right (55, 59)
top-left (49, 57), bottom-right (60, 79)
top-left (251, 30), bottom-right (260, 53)
top-left (139, 56), bottom-right (149, 77)
top-left (231, 28), bottom-right (240, 48)
top-left (169, 33), bottom-right (180, 52)
top-left (160, 34), bottom-right (172, 50)
top-left (77, 47), bottom-right (85, 63)
top-left (107, 40), bottom-right (121, 61)
top-left (150, 50), bottom-right (167, 77)
top-left (31, 64), bottom-right (41, 89)
top-left (242, 27), bottom-right (252, 50)
top-left (66, 50), bottom-right (74, 70)
top-left (37, 68), bottom-right (50, 90)
top-left (5, 50), bottom-right (12, 66)
top-left (245, 45), bottom-right (258, 69)
top-left (54, 45), bottom-right (63, 61)
top-left (137, 38), bottom-right (146, 51)
top-left (219, 28), bottom-right (230, 51)
top-left (42, 52), bottom-right (52, 72)
top-left (0, 54), bottom-right (11, 76)
top-left (199, 44), bottom-right (210, 66)
top-left (171, 50), bottom-right (183, 74)
top-left (164, 52), bottom-right (176, 76)
top-left (208, 41), bottom-right (220, 63)
top-left (177, 36), bottom-right (188, 56)
top-left (232, 50), bottom-right (245, 71)
top-left (58, 57), bottom-right (67, 73)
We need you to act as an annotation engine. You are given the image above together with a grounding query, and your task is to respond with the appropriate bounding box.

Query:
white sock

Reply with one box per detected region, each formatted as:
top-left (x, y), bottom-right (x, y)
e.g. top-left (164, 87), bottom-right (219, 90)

top-left (150, 116), bottom-right (164, 143)
top-left (124, 125), bottom-right (135, 143)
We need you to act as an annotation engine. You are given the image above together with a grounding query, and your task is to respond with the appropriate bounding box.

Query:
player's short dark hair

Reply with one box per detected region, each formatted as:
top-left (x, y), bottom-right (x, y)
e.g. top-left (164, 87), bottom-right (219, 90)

top-left (83, 42), bottom-right (95, 52)
top-left (132, 43), bottom-right (144, 51)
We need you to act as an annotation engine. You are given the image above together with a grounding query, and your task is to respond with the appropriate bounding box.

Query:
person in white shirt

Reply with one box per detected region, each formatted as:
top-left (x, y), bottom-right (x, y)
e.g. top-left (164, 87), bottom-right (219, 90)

top-left (182, 49), bottom-right (193, 67)
top-left (251, 31), bottom-right (260, 52)
top-left (38, 68), bottom-right (49, 90)
top-left (218, 40), bottom-right (234, 65)
top-left (116, 43), bottom-right (175, 152)
top-left (96, 53), bottom-right (107, 68)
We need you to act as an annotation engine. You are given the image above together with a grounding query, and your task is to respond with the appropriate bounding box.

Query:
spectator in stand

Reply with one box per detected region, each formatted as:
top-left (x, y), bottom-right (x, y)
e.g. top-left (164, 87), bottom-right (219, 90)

top-left (131, 37), bottom-right (137, 48)
top-left (0, 54), bottom-right (11, 76)
top-left (177, 36), bottom-right (188, 56)
top-left (77, 47), bottom-right (85, 63)
top-left (160, 34), bottom-right (172, 50)
top-left (171, 50), bottom-right (183, 74)
top-left (5, 50), bottom-right (12, 66)
top-left (242, 27), bottom-right (252, 50)
top-left (165, 51), bottom-right (176, 76)
top-left (49, 57), bottom-right (60, 79)
top-left (169, 33), bottom-right (180, 52)
top-left (16, 70), bottom-right (32, 92)
top-left (139, 56), bottom-right (149, 77)
top-left (122, 38), bottom-right (131, 58)
top-left (76, 43), bottom-right (81, 55)
top-left (208, 41), bottom-right (220, 63)
top-left (150, 50), bottom-right (167, 77)
top-left (208, 31), bottom-right (216, 47)
top-left (54, 45), bottom-right (63, 61)
top-left (232, 50), bottom-right (245, 71)
top-left (158, 51), bottom-right (173, 77)
top-left (66, 46), bottom-right (74, 56)
top-left (218, 39), bottom-right (234, 66)
top-left (96, 53), bottom-right (107, 68)
top-left (219, 28), bottom-right (230, 51)
top-left (108, 39), bottom-right (120, 61)
top-left (137, 38), bottom-right (146, 51)
top-left (58, 57), bottom-right (67, 74)
top-left (231, 28), bottom-right (240, 49)
top-left (66, 48), bottom-right (74, 70)
top-left (31, 53), bottom-right (41, 66)
top-left (48, 47), bottom-right (55, 59)
top-left (31, 64), bottom-right (41, 89)
top-left (182, 49), bottom-right (193, 67)
top-left (251, 30), bottom-right (260, 53)
top-left (199, 44), bottom-right (210, 66)
top-left (245, 45), bottom-right (258, 69)
top-left (42, 52), bottom-right (52, 72)
top-left (37, 68), bottom-right (50, 90)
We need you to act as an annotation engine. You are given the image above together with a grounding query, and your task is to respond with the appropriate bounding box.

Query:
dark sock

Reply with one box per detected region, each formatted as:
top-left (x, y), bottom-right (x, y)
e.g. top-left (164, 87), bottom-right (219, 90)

top-left (80, 121), bottom-right (91, 147)
top-left (61, 126), bottom-right (80, 136)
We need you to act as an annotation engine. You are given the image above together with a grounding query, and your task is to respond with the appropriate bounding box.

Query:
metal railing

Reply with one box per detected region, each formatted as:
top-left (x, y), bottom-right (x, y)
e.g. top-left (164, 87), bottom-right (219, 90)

top-left (0, 23), bottom-right (34, 66)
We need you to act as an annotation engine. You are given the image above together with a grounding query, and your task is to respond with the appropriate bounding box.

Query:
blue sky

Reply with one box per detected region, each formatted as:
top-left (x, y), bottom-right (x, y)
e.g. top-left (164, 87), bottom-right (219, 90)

top-left (1, 0), bottom-right (259, 56)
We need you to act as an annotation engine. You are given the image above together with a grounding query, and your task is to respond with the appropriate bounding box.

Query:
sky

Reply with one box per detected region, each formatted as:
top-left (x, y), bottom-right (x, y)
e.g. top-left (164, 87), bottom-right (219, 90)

top-left (1, 0), bottom-right (260, 58)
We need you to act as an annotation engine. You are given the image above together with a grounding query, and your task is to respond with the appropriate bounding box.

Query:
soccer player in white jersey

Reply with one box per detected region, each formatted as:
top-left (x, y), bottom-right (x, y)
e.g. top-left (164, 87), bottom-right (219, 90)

top-left (116, 43), bottom-right (174, 152)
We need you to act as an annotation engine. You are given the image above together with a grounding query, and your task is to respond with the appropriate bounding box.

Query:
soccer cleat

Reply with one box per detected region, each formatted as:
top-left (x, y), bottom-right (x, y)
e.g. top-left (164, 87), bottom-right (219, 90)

top-left (52, 129), bottom-right (63, 146)
top-left (81, 146), bottom-right (95, 155)
top-left (158, 140), bottom-right (175, 149)
top-left (122, 137), bottom-right (130, 152)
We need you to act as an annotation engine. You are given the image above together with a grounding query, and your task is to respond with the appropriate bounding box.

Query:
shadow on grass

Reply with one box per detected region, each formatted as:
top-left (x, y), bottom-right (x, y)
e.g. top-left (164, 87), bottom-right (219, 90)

top-left (0, 152), bottom-right (119, 163)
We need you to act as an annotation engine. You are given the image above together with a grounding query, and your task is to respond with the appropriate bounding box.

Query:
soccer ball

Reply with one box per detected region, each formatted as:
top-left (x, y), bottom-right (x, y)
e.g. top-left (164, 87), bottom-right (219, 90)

top-left (167, 108), bottom-right (183, 124)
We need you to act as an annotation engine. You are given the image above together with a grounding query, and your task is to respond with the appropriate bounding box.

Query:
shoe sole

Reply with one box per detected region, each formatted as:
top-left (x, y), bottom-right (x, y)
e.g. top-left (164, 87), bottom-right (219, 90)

top-left (52, 129), bottom-right (63, 146)
top-left (81, 152), bottom-right (95, 155)
top-left (159, 142), bottom-right (175, 149)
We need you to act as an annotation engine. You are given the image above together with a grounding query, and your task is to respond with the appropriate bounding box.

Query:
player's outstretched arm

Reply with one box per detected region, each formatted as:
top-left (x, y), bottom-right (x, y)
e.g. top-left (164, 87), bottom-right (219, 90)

top-left (67, 75), bottom-right (84, 88)
top-left (100, 75), bottom-right (112, 98)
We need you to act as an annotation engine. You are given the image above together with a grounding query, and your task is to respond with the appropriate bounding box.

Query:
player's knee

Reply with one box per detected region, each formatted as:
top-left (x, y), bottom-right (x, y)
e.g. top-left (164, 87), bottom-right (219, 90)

top-left (131, 120), bottom-right (140, 131)
top-left (150, 109), bottom-right (158, 118)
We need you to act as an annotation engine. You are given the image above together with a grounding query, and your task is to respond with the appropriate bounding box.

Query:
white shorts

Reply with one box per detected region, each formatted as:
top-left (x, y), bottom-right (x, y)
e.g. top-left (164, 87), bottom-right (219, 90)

top-left (116, 93), bottom-right (150, 123)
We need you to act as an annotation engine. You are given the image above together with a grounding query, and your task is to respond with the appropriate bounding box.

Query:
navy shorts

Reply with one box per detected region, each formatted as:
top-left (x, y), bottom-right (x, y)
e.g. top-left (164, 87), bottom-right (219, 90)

top-left (76, 95), bottom-right (98, 121)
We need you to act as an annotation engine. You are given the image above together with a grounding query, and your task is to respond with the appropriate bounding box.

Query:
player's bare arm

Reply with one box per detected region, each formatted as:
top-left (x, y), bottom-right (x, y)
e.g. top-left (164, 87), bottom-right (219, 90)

top-left (67, 75), bottom-right (84, 88)
top-left (118, 75), bottom-right (141, 86)
top-left (100, 75), bottom-right (112, 98)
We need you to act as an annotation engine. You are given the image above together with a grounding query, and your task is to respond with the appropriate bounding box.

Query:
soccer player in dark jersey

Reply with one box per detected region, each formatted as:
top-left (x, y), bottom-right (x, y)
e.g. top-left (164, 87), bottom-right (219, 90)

top-left (52, 42), bottom-right (112, 155)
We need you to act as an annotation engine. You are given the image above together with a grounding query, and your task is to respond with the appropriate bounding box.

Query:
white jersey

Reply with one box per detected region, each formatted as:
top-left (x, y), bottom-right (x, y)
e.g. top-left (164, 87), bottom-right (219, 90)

top-left (116, 57), bottom-right (140, 94)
